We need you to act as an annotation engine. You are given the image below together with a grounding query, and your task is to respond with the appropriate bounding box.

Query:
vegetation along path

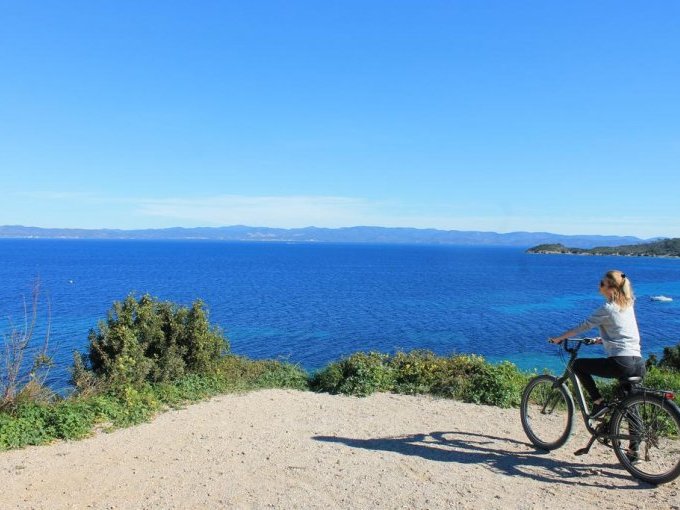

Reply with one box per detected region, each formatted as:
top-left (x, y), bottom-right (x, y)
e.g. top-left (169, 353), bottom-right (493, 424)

top-left (2, 389), bottom-right (678, 509)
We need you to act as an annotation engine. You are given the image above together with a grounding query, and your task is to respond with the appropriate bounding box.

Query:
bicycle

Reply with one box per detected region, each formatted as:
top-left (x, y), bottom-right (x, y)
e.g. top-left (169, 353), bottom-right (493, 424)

top-left (520, 337), bottom-right (680, 484)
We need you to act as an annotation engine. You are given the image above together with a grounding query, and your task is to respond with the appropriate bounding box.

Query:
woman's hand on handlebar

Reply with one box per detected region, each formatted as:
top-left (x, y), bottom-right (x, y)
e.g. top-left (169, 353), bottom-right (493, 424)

top-left (548, 336), bottom-right (601, 345)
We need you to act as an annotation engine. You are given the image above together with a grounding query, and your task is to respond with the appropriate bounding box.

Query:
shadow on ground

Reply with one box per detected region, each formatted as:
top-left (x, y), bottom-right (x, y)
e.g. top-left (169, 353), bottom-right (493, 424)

top-left (313, 430), bottom-right (651, 489)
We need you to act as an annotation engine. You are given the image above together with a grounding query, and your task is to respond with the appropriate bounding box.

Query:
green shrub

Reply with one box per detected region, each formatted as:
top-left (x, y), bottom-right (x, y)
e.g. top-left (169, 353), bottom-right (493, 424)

top-left (643, 366), bottom-right (680, 404)
top-left (657, 343), bottom-right (680, 372)
top-left (112, 385), bottom-right (162, 426)
top-left (0, 404), bottom-right (52, 449)
top-left (153, 374), bottom-right (224, 405)
top-left (247, 360), bottom-right (309, 390)
top-left (461, 361), bottom-right (529, 408)
top-left (71, 351), bottom-right (101, 396)
top-left (390, 350), bottom-right (447, 394)
top-left (86, 294), bottom-right (228, 387)
top-left (310, 350), bottom-right (529, 405)
top-left (311, 352), bottom-right (394, 396)
top-left (0, 400), bottom-right (96, 449)
top-left (87, 394), bottom-right (128, 427)
top-left (595, 379), bottom-right (618, 403)
top-left (309, 361), bottom-right (345, 394)
top-left (429, 354), bottom-right (489, 399)
top-left (44, 401), bottom-right (95, 440)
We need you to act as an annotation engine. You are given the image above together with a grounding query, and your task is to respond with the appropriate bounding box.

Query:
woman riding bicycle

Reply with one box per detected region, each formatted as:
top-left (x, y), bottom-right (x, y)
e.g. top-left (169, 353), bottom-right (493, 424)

top-left (548, 270), bottom-right (645, 418)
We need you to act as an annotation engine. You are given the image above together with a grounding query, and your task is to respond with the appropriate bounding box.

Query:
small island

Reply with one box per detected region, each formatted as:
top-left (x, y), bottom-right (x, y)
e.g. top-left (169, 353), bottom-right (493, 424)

top-left (527, 238), bottom-right (680, 258)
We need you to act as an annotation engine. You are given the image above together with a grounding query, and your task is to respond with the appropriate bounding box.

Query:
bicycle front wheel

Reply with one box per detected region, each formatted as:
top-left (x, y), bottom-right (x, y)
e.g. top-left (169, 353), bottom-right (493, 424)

top-left (520, 375), bottom-right (574, 450)
top-left (611, 394), bottom-right (680, 485)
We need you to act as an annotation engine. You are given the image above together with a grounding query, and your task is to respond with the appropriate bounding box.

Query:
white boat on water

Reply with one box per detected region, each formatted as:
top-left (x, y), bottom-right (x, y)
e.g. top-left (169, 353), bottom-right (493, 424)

top-left (650, 295), bottom-right (673, 302)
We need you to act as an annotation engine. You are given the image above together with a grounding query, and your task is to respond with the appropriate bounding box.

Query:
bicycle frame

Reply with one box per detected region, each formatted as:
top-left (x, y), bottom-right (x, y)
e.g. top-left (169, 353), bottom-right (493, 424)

top-left (553, 339), bottom-right (603, 436)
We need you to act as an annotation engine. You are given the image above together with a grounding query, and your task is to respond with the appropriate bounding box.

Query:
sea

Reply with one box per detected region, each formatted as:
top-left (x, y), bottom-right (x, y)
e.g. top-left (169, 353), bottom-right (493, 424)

top-left (2, 239), bottom-right (680, 392)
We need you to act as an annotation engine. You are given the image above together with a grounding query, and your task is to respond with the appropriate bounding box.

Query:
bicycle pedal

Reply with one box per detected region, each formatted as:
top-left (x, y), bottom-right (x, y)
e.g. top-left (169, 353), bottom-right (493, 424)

top-left (574, 447), bottom-right (590, 456)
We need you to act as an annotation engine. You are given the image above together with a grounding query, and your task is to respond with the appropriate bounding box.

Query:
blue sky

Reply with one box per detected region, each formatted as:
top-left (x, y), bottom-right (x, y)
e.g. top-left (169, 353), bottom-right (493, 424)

top-left (1, 1), bottom-right (678, 237)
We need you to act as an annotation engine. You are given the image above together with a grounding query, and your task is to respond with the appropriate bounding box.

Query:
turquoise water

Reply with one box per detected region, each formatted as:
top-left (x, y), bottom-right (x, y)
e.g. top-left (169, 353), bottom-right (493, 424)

top-left (1, 239), bottom-right (679, 390)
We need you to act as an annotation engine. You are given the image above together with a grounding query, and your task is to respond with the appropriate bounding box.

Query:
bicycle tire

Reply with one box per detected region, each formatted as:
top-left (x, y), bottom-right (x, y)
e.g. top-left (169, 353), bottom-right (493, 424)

top-left (520, 374), bottom-right (575, 450)
top-left (610, 393), bottom-right (680, 485)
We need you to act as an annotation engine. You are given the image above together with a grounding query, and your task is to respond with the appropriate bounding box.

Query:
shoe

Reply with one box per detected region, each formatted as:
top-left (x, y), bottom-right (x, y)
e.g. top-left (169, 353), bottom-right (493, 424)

top-left (590, 401), bottom-right (609, 419)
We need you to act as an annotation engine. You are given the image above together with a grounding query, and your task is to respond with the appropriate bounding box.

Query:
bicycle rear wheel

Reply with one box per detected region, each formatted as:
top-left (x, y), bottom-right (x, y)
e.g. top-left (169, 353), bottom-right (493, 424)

top-left (610, 394), bottom-right (680, 484)
top-left (520, 375), bottom-right (574, 450)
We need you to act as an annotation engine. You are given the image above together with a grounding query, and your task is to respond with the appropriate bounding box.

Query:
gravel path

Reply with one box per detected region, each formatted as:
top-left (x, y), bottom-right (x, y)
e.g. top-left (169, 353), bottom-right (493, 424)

top-left (1, 389), bottom-right (678, 509)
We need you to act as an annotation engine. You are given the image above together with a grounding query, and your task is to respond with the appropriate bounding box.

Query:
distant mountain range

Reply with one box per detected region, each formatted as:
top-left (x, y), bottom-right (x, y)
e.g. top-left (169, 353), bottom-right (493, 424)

top-left (0, 225), bottom-right (654, 248)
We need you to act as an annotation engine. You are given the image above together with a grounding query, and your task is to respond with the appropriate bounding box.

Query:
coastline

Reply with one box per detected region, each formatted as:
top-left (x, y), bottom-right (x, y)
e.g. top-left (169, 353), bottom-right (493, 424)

top-left (529, 251), bottom-right (680, 259)
top-left (526, 238), bottom-right (680, 258)
top-left (2, 389), bottom-right (677, 509)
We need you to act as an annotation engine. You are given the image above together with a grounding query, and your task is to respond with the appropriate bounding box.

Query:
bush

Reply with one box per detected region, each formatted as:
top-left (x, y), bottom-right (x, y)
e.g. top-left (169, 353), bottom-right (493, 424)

top-left (0, 404), bottom-right (52, 449)
top-left (311, 352), bottom-right (394, 396)
top-left (460, 361), bottom-right (529, 408)
top-left (390, 350), bottom-right (447, 395)
top-left (309, 361), bottom-right (345, 394)
top-left (642, 366), bottom-right (680, 403)
top-left (310, 350), bottom-right (530, 405)
top-left (658, 343), bottom-right (680, 372)
top-left (0, 400), bottom-right (96, 450)
top-left (86, 294), bottom-right (229, 387)
top-left (429, 354), bottom-right (489, 399)
top-left (247, 360), bottom-right (309, 390)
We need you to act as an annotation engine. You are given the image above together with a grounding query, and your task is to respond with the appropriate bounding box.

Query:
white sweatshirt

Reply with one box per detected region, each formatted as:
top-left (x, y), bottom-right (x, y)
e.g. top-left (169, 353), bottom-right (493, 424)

top-left (574, 301), bottom-right (642, 357)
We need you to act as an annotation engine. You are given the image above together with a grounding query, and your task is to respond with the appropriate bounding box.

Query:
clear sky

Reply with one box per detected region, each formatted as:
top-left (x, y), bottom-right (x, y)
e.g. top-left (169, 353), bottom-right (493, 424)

top-left (1, 1), bottom-right (678, 238)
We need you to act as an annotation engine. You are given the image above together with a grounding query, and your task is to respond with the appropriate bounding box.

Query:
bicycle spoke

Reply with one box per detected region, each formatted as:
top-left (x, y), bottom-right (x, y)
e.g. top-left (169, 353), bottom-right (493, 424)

top-left (541, 392), bottom-right (561, 414)
top-left (612, 396), bottom-right (680, 484)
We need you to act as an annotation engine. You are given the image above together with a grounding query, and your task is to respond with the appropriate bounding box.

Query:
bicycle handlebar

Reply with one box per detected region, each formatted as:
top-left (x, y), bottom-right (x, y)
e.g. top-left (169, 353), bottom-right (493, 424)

top-left (570, 337), bottom-right (598, 345)
top-left (557, 337), bottom-right (598, 355)
top-left (547, 336), bottom-right (597, 345)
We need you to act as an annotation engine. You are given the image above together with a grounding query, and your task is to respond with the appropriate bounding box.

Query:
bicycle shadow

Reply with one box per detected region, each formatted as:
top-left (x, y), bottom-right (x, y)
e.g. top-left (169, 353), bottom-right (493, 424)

top-left (313, 430), bottom-right (649, 489)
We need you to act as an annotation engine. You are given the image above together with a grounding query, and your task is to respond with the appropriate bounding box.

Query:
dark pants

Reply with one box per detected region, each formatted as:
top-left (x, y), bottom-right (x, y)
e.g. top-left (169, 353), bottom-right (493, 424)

top-left (572, 356), bottom-right (645, 402)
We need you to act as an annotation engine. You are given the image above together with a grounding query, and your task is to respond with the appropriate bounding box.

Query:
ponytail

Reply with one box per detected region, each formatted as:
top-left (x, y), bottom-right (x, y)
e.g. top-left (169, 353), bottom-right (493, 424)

top-left (603, 270), bottom-right (635, 308)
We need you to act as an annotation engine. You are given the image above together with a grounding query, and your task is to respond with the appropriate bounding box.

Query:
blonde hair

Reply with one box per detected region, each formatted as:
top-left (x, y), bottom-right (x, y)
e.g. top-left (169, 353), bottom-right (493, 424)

top-left (602, 270), bottom-right (635, 308)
